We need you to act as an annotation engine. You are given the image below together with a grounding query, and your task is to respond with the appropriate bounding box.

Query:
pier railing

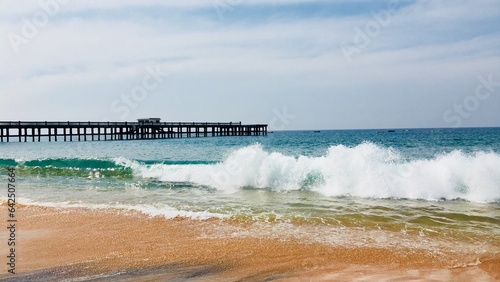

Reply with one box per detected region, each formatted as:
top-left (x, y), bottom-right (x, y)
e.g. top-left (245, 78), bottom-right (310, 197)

top-left (0, 121), bottom-right (243, 126)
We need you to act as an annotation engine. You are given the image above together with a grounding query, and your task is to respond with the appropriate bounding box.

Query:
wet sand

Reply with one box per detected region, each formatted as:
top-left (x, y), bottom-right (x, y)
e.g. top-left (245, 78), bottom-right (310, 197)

top-left (0, 203), bottom-right (498, 281)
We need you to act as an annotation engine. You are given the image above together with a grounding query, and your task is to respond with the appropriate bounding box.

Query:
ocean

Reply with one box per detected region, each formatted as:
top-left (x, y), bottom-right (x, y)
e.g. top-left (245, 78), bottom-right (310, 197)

top-left (1, 127), bottom-right (499, 258)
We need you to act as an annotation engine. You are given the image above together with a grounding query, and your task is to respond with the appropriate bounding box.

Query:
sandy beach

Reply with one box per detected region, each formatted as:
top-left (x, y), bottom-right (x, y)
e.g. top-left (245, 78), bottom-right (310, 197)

top-left (0, 202), bottom-right (498, 281)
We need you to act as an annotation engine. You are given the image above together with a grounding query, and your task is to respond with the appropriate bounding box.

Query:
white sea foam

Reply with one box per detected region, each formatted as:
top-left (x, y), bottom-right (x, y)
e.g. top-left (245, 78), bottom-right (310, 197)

top-left (115, 143), bottom-right (500, 203)
top-left (17, 198), bottom-right (228, 220)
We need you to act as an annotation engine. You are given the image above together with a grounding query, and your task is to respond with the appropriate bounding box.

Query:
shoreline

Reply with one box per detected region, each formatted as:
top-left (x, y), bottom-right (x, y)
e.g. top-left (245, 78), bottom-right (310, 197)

top-left (0, 203), bottom-right (499, 281)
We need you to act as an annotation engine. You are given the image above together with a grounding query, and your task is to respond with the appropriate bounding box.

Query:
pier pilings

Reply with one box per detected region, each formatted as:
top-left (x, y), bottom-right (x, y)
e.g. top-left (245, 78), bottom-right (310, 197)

top-left (0, 121), bottom-right (268, 142)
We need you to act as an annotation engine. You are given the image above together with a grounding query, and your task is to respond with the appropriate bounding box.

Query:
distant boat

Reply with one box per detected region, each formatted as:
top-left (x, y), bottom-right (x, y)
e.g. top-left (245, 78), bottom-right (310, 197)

top-left (388, 130), bottom-right (395, 133)
top-left (314, 131), bottom-right (321, 133)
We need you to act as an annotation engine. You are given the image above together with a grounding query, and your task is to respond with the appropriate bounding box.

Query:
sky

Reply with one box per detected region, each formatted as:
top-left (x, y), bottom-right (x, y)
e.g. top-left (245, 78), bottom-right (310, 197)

top-left (0, 0), bottom-right (499, 130)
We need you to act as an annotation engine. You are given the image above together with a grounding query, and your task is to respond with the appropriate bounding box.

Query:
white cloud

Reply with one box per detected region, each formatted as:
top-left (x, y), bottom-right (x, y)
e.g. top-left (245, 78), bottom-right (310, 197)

top-left (1, 0), bottom-right (499, 128)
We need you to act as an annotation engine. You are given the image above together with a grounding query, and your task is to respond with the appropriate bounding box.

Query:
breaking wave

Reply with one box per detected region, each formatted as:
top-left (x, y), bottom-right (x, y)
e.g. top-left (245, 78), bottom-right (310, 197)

top-left (116, 143), bottom-right (500, 203)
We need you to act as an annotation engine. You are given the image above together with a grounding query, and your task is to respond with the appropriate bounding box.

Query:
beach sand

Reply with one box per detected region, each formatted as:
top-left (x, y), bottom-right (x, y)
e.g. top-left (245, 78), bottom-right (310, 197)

top-left (0, 203), bottom-right (498, 281)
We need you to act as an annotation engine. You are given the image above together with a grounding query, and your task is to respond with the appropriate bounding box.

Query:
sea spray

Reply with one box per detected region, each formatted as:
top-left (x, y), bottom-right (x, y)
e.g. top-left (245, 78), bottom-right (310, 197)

top-left (121, 143), bottom-right (500, 203)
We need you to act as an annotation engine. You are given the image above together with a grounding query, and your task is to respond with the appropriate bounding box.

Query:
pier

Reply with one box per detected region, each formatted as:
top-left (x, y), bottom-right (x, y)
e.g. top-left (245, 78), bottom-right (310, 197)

top-left (0, 120), bottom-right (267, 142)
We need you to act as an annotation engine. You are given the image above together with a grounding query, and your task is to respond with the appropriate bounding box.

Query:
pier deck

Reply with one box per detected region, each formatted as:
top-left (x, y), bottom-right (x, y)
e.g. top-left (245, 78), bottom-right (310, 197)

top-left (0, 121), bottom-right (267, 142)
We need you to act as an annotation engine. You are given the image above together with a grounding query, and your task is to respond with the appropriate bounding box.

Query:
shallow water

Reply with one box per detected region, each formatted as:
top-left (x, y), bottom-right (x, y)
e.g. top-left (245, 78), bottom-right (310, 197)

top-left (1, 128), bottom-right (499, 252)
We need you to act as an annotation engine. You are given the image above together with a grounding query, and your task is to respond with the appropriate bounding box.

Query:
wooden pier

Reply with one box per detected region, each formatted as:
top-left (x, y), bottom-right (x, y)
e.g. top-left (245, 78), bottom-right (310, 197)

top-left (0, 120), bottom-right (267, 142)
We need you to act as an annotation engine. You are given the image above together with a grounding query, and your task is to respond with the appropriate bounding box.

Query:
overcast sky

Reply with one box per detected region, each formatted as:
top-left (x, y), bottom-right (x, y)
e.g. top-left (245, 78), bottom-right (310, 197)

top-left (1, 0), bottom-right (499, 130)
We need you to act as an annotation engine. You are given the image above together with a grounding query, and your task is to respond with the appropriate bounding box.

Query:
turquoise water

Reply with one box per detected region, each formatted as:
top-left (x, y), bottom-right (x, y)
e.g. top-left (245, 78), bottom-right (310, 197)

top-left (1, 128), bottom-right (499, 245)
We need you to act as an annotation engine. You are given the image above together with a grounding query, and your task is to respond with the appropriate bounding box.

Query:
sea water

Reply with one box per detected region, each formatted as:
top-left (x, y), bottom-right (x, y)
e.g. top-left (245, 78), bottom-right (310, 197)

top-left (1, 128), bottom-right (499, 251)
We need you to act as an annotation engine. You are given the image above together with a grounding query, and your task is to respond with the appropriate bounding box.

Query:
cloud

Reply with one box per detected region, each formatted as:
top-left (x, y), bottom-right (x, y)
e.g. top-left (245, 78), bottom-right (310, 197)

top-left (1, 0), bottom-right (499, 128)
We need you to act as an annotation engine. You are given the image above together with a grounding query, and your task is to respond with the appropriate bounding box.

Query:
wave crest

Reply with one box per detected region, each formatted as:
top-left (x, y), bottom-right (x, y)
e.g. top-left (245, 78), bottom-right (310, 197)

top-left (123, 143), bottom-right (500, 203)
